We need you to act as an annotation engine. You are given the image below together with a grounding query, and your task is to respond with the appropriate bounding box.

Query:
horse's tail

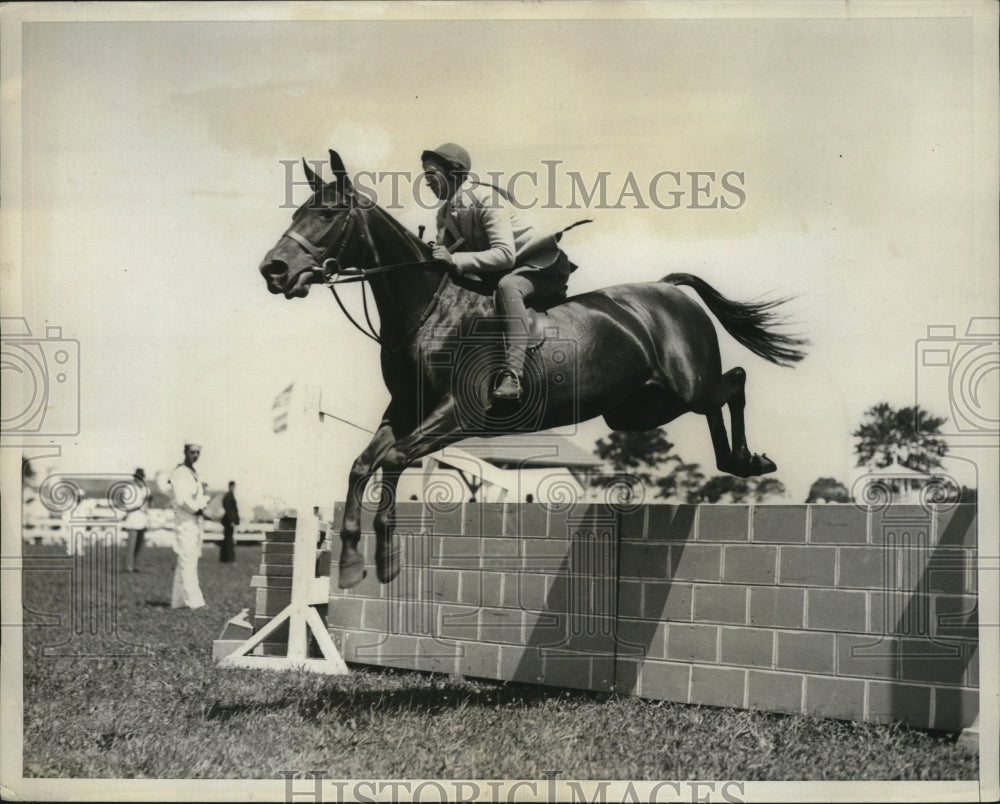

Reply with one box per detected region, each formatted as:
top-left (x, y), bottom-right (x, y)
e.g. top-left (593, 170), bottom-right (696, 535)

top-left (661, 273), bottom-right (808, 367)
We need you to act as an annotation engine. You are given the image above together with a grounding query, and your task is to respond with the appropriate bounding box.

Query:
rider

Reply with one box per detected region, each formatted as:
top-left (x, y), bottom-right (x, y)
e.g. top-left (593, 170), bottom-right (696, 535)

top-left (421, 142), bottom-right (578, 404)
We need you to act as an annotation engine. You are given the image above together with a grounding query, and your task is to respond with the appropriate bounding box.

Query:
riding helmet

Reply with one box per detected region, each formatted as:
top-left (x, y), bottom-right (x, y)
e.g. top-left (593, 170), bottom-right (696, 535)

top-left (421, 142), bottom-right (472, 173)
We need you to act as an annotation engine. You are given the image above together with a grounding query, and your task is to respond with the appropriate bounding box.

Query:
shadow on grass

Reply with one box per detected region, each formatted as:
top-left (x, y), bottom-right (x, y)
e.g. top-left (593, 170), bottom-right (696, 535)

top-left (204, 668), bottom-right (610, 723)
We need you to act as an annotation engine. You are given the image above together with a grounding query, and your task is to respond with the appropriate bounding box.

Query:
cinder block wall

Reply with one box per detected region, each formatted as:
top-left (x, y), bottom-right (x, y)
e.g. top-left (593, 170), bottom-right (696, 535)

top-left (251, 526), bottom-right (297, 655)
top-left (322, 502), bottom-right (978, 730)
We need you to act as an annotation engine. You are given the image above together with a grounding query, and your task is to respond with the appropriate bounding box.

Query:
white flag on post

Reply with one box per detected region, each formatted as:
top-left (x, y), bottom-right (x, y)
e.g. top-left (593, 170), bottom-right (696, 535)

top-left (271, 383), bottom-right (293, 433)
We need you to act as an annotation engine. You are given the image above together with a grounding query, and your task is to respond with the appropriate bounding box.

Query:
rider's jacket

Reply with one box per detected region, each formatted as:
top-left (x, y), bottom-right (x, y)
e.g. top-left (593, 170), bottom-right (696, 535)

top-left (435, 183), bottom-right (562, 276)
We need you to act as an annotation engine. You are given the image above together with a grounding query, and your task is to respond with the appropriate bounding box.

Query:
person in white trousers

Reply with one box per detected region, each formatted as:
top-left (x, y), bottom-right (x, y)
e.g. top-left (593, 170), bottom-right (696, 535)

top-left (168, 441), bottom-right (211, 610)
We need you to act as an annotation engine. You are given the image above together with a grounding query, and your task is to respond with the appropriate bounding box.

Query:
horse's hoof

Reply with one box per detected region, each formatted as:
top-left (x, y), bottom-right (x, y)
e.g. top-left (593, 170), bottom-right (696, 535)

top-left (375, 535), bottom-right (401, 583)
top-left (751, 453), bottom-right (778, 475)
top-left (338, 553), bottom-right (367, 589)
top-left (721, 459), bottom-right (752, 479)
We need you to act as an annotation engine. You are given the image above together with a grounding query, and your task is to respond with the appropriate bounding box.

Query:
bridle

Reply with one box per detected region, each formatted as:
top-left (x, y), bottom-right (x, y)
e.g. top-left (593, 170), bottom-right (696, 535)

top-left (282, 204), bottom-right (450, 351)
top-left (282, 204), bottom-right (358, 269)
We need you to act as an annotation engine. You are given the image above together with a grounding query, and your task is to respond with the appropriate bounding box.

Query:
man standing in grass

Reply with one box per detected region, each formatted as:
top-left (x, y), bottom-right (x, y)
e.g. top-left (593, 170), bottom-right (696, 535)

top-left (121, 468), bottom-right (150, 573)
top-left (168, 441), bottom-right (210, 610)
top-left (219, 480), bottom-right (239, 563)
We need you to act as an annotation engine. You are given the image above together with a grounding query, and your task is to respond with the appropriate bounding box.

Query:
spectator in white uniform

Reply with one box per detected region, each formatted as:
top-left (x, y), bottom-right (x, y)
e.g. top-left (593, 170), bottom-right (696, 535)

top-left (168, 441), bottom-right (211, 610)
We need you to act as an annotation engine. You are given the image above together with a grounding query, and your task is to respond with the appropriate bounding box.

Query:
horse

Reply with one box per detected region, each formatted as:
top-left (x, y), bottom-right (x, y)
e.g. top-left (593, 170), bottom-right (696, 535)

top-left (260, 150), bottom-right (807, 589)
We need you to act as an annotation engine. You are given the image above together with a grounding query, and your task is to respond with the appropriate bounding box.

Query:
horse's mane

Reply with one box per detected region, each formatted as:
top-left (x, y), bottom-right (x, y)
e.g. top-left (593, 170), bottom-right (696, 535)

top-left (364, 203), bottom-right (498, 299)
top-left (365, 204), bottom-right (432, 261)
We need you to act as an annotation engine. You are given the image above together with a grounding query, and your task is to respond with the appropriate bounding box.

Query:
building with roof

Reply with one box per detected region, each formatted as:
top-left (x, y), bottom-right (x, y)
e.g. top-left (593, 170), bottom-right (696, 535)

top-left (851, 460), bottom-right (953, 505)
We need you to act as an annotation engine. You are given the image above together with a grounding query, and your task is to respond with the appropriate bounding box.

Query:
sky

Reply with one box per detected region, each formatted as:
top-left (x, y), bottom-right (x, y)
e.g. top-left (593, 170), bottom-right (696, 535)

top-left (4, 3), bottom-right (998, 510)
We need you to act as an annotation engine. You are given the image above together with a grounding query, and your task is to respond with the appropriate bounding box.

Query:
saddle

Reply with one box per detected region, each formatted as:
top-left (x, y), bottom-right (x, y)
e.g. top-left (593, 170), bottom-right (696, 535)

top-left (466, 300), bottom-right (564, 352)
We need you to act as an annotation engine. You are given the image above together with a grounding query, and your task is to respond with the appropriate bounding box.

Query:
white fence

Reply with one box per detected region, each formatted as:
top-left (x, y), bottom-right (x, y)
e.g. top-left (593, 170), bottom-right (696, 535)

top-left (22, 514), bottom-right (269, 547)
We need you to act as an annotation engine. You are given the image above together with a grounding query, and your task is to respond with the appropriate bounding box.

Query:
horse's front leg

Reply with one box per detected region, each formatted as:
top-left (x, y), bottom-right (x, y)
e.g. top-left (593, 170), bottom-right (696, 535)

top-left (338, 418), bottom-right (399, 589)
top-left (374, 397), bottom-right (466, 583)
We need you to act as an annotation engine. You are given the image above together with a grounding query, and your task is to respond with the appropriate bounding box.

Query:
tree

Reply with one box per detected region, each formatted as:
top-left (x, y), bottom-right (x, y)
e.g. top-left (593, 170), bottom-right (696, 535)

top-left (806, 477), bottom-right (850, 503)
top-left (696, 475), bottom-right (751, 503)
top-left (692, 474), bottom-right (788, 504)
top-left (591, 428), bottom-right (680, 501)
top-left (654, 460), bottom-right (706, 503)
top-left (852, 403), bottom-right (948, 473)
top-left (752, 476), bottom-right (788, 502)
top-left (592, 427), bottom-right (787, 504)
top-left (592, 429), bottom-right (676, 486)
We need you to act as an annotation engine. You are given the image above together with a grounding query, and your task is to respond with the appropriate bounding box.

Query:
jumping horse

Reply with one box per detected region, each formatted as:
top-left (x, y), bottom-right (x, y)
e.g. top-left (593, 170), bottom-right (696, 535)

top-left (260, 151), bottom-right (807, 588)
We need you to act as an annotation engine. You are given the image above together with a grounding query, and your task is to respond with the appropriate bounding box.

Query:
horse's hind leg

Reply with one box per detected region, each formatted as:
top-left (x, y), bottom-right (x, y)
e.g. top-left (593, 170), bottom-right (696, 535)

top-left (720, 367), bottom-right (750, 468)
top-left (602, 382), bottom-right (689, 431)
top-left (706, 367), bottom-right (776, 478)
top-left (706, 408), bottom-right (736, 472)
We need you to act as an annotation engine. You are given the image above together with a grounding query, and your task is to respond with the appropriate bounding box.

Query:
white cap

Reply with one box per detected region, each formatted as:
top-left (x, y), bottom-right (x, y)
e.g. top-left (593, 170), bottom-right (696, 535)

top-left (184, 440), bottom-right (203, 449)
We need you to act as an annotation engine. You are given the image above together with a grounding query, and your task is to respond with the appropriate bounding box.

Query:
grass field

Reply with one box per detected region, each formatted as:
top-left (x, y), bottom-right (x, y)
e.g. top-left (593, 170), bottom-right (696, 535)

top-left (19, 541), bottom-right (978, 781)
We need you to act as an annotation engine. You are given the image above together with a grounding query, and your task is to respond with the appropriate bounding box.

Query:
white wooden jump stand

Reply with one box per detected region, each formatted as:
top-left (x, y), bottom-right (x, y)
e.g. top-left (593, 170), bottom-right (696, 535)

top-left (216, 384), bottom-right (348, 674)
top-left (213, 383), bottom-right (516, 674)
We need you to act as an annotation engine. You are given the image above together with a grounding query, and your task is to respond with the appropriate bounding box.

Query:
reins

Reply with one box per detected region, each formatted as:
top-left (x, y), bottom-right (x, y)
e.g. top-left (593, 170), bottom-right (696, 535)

top-left (321, 259), bottom-right (433, 284)
top-left (323, 262), bottom-right (450, 349)
top-left (311, 206), bottom-right (450, 351)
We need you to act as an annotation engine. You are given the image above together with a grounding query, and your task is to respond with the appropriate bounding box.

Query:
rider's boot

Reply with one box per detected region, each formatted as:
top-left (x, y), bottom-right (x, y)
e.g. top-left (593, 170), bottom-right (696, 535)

top-left (492, 366), bottom-right (523, 402)
top-left (491, 287), bottom-right (531, 404)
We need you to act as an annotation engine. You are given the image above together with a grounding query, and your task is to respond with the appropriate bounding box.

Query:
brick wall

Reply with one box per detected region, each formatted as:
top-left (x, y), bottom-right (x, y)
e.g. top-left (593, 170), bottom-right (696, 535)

top-left (319, 502), bottom-right (978, 730)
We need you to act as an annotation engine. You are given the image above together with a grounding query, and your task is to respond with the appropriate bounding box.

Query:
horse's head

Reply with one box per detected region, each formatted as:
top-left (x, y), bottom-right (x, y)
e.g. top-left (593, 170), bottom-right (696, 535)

top-left (260, 150), bottom-right (366, 299)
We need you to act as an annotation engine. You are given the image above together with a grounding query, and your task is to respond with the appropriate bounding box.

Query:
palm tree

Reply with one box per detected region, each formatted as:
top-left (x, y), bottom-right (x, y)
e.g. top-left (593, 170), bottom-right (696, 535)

top-left (852, 403), bottom-right (948, 473)
top-left (591, 427), bottom-right (679, 500)
top-left (655, 459), bottom-right (706, 503)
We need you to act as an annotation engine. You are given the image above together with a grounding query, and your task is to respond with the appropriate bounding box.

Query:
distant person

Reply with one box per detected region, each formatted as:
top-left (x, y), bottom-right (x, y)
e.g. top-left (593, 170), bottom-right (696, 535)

top-left (313, 505), bottom-right (328, 575)
top-left (168, 441), bottom-right (211, 610)
top-left (220, 481), bottom-right (239, 563)
top-left (312, 504), bottom-right (328, 546)
top-left (121, 468), bottom-right (150, 573)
